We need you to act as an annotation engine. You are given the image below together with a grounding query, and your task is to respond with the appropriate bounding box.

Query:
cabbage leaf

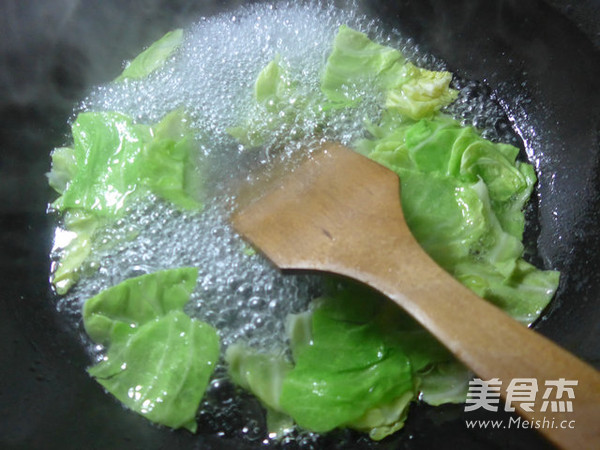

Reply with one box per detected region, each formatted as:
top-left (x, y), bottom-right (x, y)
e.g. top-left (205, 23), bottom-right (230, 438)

top-left (83, 268), bottom-right (219, 433)
top-left (225, 344), bottom-right (295, 438)
top-left (88, 310), bottom-right (219, 432)
top-left (321, 25), bottom-right (406, 106)
top-left (278, 294), bottom-right (415, 436)
top-left (47, 147), bottom-right (78, 194)
top-left (365, 114), bottom-right (559, 325)
top-left (83, 267), bottom-right (199, 344)
top-left (51, 109), bottom-right (201, 217)
top-left (321, 26), bottom-right (457, 118)
top-left (115, 29), bottom-right (183, 82)
top-left (50, 211), bottom-right (99, 295)
top-left (48, 109), bottom-right (202, 293)
top-left (227, 282), bottom-right (472, 440)
top-left (228, 57), bottom-right (318, 148)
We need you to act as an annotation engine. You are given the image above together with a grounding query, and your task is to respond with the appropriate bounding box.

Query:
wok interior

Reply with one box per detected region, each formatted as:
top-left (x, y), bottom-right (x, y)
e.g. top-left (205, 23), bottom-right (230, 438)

top-left (0, 0), bottom-right (598, 449)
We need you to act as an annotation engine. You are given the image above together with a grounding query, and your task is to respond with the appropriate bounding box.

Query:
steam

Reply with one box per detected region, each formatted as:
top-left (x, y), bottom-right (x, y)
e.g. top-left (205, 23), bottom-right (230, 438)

top-left (0, 0), bottom-right (253, 214)
top-left (0, 0), bottom-right (254, 111)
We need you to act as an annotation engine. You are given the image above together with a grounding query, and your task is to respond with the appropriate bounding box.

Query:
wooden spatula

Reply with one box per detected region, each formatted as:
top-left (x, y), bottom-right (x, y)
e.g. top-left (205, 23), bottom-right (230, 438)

top-left (231, 142), bottom-right (600, 449)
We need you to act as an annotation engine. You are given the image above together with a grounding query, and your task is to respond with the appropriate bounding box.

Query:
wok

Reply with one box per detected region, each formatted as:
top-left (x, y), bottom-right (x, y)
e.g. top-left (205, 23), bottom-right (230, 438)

top-left (1, 0), bottom-right (598, 449)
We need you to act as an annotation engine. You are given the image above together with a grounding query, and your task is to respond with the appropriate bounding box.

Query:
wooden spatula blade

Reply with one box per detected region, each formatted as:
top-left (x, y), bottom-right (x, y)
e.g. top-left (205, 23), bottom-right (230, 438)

top-left (232, 142), bottom-right (404, 271)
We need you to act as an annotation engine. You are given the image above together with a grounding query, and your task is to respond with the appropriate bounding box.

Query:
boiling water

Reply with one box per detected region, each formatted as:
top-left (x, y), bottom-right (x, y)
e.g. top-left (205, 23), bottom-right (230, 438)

top-left (52, 1), bottom-right (523, 445)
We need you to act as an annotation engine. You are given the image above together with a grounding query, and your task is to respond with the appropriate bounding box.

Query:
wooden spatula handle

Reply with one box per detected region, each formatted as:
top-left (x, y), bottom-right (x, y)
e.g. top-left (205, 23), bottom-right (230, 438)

top-left (232, 143), bottom-right (600, 449)
top-left (360, 225), bottom-right (600, 450)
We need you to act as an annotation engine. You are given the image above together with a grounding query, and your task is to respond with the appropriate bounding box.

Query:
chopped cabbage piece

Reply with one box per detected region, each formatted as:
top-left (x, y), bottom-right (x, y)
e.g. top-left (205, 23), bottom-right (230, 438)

top-left (115, 29), bottom-right (183, 82)
top-left (48, 109), bottom-right (202, 293)
top-left (83, 268), bottom-right (219, 433)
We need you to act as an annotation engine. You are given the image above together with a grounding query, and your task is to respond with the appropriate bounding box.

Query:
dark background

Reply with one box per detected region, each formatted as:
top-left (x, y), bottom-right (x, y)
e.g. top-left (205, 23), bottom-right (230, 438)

top-left (1, 1), bottom-right (598, 449)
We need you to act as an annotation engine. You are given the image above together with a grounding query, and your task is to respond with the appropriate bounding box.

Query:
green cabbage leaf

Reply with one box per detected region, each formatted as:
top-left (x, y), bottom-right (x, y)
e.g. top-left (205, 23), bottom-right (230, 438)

top-left (365, 114), bottom-right (559, 324)
top-left (48, 109), bottom-right (202, 293)
top-left (115, 29), bottom-right (183, 82)
top-left (321, 26), bottom-right (457, 118)
top-left (227, 283), bottom-right (467, 440)
top-left (83, 268), bottom-right (219, 433)
top-left (225, 344), bottom-right (295, 438)
top-left (82, 267), bottom-right (199, 344)
top-left (50, 211), bottom-right (99, 294)
top-left (228, 57), bottom-right (320, 148)
top-left (278, 293), bottom-right (415, 437)
top-left (51, 109), bottom-right (201, 217)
